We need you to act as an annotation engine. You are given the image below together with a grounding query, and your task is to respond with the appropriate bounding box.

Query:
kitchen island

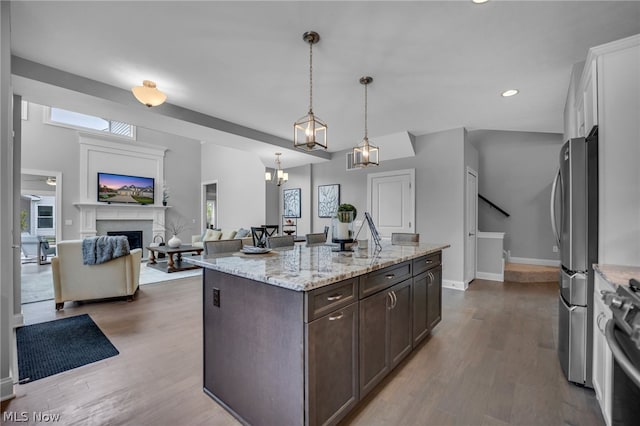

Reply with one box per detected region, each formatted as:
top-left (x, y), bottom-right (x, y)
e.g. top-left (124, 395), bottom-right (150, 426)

top-left (185, 241), bottom-right (449, 426)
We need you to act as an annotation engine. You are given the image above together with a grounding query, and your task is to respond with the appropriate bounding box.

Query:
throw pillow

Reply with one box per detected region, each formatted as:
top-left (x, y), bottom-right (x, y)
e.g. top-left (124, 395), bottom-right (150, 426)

top-left (220, 229), bottom-right (237, 240)
top-left (235, 228), bottom-right (250, 238)
top-left (203, 229), bottom-right (222, 241)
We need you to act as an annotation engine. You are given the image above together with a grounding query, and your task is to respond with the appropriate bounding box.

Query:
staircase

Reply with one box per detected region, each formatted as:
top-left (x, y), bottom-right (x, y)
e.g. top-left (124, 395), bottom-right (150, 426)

top-left (504, 263), bottom-right (559, 283)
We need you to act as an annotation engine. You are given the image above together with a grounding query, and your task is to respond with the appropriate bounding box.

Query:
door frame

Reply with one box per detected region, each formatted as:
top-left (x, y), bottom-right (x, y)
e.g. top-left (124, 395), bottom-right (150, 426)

top-left (366, 169), bottom-right (415, 237)
top-left (465, 166), bottom-right (478, 284)
top-left (21, 168), bottom-right (63, 245)
top-left (201, 180), bottom-right (218, 231)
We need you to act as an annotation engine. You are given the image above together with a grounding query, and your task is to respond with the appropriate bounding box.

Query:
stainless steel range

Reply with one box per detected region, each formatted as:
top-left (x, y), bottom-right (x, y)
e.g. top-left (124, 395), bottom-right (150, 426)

top-left (602, 279), bottom-right (640, 425)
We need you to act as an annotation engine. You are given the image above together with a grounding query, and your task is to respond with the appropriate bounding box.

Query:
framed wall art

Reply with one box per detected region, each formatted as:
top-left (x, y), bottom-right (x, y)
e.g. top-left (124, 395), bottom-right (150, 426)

top-left (283, 188), bottom-right (301, 218)
top-left (318, 184), bottom-right (340, 218)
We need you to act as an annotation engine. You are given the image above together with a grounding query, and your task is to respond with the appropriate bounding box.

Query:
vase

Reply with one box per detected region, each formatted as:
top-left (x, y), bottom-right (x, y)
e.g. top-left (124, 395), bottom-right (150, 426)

top-left (332, 211), bottom-right (354, 241)
top-left (168, 235), bottom-right (182, 248)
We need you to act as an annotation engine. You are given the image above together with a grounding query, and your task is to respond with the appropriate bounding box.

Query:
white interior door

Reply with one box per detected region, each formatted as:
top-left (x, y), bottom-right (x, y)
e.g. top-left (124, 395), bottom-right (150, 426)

top-left (465, 167), bottom-right (478, 283)
top-left (367, 169), bottom-right (415, 238)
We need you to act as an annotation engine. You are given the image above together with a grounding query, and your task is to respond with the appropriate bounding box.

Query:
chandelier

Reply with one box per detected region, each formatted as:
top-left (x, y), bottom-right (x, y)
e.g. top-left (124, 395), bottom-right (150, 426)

top-left (132, 80), bottom-right (167, 107)
top-left (352, 76), bottom-right (379, 167)
top-left (265, 153), bottom-right (289, 186)
top-left (293, 31), bottom-right (327, 151)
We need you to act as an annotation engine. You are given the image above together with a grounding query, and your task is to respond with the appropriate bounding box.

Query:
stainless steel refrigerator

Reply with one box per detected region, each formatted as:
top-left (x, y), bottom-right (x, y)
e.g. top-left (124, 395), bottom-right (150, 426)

top-left (551, 128), bottom-right (598, 387)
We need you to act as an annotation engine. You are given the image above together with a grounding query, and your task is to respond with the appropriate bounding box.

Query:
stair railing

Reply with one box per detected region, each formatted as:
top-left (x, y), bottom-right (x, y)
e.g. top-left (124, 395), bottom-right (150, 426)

top-left (478, 194), bottom-right (510, 217)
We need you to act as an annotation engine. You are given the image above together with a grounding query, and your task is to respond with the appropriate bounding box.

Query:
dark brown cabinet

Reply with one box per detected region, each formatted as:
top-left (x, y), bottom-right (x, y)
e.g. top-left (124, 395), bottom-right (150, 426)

top-left (306, 302), bottom-right (359, 426)
top-left (427, 266), bottom-right (442, 330)
top-left (412, 253), bottom-right (442, 346)
top-left (359, 279), bottom-right (412, 398)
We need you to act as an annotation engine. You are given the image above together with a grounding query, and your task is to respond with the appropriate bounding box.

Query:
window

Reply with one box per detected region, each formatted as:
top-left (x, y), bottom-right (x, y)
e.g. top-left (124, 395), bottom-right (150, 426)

top-left (46, 107), bottom-right (135, 139)
top-left (37, 205), bottom-right (53, 229)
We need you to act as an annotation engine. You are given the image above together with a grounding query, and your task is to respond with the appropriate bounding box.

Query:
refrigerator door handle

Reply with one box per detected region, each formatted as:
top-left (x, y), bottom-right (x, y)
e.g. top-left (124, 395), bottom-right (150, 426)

top-left (550, 168), bottom-right (561, 246)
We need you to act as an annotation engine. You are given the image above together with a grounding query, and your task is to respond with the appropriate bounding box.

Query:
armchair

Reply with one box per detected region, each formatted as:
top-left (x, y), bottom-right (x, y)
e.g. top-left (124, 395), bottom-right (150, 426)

top-left (52, 240), bottom-right (142, 310)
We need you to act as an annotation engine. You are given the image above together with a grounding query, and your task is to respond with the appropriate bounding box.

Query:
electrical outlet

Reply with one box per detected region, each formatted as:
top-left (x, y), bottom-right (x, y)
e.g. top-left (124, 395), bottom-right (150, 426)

top-left (213, 288), bottom-right (220, 307)
top-left (553, 245), bottom-right (559, 253)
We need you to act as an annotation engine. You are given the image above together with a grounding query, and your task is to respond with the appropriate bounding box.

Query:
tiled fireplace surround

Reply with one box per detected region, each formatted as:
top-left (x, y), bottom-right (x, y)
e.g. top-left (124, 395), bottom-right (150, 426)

top-left (75, 135), bottom-right (168, 258)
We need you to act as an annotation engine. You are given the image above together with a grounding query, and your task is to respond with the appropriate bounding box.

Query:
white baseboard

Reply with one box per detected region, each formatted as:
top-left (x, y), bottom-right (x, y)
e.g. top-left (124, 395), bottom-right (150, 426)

top-left (13, 313), bottom-right (24, 328)
top-left (443, 280), bottom-right (467, 291)
top-left (0, 376), bottom-right (15, 402)
top-left (509, 256), bottom-right (560, 267)
top-left (476, 272), bottom-right (505, 282)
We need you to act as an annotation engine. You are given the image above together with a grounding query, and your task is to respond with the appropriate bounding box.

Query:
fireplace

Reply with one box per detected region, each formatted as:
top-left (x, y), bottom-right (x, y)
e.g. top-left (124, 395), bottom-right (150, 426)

top-left (107, 230), bottom-right (143, 250)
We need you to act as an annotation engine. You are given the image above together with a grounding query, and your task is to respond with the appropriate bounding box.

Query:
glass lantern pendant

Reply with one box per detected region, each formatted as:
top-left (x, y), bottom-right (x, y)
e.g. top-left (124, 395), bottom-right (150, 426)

top-left (294, 31), bottom-right (328, 151)
top-left (352, 76), bottom-right (379, 167)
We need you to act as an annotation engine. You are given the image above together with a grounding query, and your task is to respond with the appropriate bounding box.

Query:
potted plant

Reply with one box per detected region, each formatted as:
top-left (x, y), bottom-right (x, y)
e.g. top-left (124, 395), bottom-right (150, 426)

top-left (333, 203), bottom-right (357, 243)
top-left (162, 182), bottom-right (170, 206)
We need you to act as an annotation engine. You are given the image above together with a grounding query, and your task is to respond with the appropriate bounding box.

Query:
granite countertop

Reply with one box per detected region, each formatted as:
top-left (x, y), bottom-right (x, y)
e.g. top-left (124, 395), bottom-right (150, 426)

top-left (593, 264), bottom-right (640, 288)
top-left (184, 241), bottom-right (450, 292)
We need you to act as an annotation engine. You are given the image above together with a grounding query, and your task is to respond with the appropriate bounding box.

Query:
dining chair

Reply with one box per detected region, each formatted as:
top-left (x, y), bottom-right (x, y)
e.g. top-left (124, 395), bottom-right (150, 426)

top-left (261, 224), bottom-right (279, 237)
top-left (305, 233), bottom-right (327, 245)
top-left (203, 239), bottom-right (242, 255)
top-left (267, 235), bottom-right (295, 248)
top-left (391, 233), bottom-right (420, 245)
top-left (251, 226), bottom-right (268, 248)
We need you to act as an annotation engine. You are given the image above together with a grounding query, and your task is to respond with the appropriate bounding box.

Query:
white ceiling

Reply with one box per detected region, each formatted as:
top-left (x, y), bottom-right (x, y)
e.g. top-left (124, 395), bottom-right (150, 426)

top-left (9, 1), bottom-right (640, 166)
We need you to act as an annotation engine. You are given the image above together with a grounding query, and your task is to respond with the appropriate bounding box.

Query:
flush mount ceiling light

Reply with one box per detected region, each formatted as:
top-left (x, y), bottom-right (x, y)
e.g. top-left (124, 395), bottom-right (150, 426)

top-left (46, 177), bottom-right (56, 186)
top-left (472, 0), bottom-right (489, 4)
top-left (501, 89), bottom-right (519, 97)
top-left (132, 80), bottom-right (167, 107)
top-left (352, 76), bottom-right (379, 168)
top-left (293, 31), bottom-right (328, 151)
top-left (265, 153), bottom-right (289, 186)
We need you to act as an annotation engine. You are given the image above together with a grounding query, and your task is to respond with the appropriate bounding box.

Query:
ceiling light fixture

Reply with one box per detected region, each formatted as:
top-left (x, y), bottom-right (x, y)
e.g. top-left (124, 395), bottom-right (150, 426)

top-left (293, 31), bottom-right (327, 151)
top-left (132, 80), bottom-right (167, 107)
top-left (352, 76), bottom-right (379, 168)
top-left (46, 177), bottom-right (56, 186)
top-left (265, 153), bottom-right (289, 186)
top-left (501, 89), bottom-right (519, 97)
top-left (472, 0), bottom-right (489, 4)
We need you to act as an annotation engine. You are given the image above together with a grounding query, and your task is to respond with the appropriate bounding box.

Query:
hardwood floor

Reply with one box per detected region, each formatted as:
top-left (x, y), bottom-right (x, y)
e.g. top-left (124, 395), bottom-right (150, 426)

top-left (2, 278), bottom-right (603, 426)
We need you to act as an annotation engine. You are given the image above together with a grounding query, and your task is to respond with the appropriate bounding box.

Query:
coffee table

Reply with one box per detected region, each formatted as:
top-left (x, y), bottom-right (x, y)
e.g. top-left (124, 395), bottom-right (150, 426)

top-left (146, 244), bottom-right (203, 273)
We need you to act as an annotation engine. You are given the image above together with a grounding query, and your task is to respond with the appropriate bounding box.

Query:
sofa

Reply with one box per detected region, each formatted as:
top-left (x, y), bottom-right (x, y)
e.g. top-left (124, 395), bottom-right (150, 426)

top-left (191, 227), bottom-right (253, 249)
top-left (52, 240), bottom-right (142, 310)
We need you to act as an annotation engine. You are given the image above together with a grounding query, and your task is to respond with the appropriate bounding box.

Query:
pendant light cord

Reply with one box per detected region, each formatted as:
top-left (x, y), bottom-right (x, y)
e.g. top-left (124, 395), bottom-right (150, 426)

top-left (309, 41), bottom-right (313, 113)
top-left (364, 82), bottom-right (368, 140)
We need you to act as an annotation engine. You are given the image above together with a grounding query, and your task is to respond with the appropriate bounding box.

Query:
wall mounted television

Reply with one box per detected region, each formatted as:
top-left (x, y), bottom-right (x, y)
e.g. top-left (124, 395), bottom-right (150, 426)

top-left (97, 172), bottom-right (155, 205)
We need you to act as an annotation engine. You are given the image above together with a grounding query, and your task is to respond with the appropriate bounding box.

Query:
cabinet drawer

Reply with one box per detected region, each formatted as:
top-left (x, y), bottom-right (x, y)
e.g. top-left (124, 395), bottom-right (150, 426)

top-left (359, 261), bottom-right (412, 299)
top-left (305, 278), bottom-right (358, 322)
top-left (412, 252), bottom-right (441, 276)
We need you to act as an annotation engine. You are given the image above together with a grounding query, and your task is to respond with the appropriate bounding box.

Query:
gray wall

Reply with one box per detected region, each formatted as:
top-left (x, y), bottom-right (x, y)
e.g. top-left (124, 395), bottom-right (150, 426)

top-left (310, 127), bottom-right (471, 287)
top-left (467, 129), bottom-right (563, 262)
top-left (20, 103), bottom-right (201, 242)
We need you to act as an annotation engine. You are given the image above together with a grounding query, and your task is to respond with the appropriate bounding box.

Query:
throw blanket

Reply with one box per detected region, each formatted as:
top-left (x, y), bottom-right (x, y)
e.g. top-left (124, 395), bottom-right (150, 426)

top-left (82, 236), bottom-right (130, 265)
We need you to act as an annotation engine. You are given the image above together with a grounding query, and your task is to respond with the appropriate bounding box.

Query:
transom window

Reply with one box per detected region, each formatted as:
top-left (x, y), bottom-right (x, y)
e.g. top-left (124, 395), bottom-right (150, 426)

top-left (46, 107), bottom-right (135, 139)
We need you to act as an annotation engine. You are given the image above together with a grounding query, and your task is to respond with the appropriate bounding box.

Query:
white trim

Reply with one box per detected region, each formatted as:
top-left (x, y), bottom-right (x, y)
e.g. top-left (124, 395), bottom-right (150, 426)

top-left (21, 168), bottom-right (62, 245)
top-left (477, 231), bottom-right (505, 239)
top-left (477, 272), bottom-right (505, 282)
top-left (443, 279), bottom-right (468, 291)
top-left (13, 314), bottom-right (23, 328)
top-left (0, 376), bottom-right (14, 402)
top-left (509, 256), bottom-right (561, 267)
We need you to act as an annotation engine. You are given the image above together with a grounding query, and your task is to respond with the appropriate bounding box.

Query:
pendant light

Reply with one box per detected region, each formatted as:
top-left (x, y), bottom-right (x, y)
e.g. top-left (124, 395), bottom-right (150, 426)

top-left (293, 31), bottom-right (327, 151)
top-left (265, 153), bottom-right (289, 186)
top-left (352, 76), bottom-right (379, 167)
top-left (132, 80), bottom-right (167, 107)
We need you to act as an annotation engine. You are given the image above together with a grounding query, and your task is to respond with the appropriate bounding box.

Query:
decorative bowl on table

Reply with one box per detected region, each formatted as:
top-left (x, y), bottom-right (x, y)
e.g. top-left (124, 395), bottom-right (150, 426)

top-left (283, 230), bottom-right (296, 235)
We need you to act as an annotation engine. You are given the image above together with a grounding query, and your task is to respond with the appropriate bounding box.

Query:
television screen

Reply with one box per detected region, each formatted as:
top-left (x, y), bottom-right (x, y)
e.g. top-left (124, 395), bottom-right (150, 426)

top-left (97, 172), bottom-right (155, 205)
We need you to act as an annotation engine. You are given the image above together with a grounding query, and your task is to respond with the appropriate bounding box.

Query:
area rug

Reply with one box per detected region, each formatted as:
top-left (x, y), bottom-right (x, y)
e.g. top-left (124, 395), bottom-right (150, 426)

top-left (16, 314), bottom-right (119, 383)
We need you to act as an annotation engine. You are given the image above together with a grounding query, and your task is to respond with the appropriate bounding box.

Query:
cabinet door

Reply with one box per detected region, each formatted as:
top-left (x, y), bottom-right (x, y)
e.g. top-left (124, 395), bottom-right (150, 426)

top-left (412, 272), bottom-right (429, 347)
top-left (359, 289), bottom-right (390, 398)
top-left (306, 302), bottom-right (359, 426)
top-left (389, 279), bottom-right (413, 369)
top-left (427, 266), bottom-right (442, 330)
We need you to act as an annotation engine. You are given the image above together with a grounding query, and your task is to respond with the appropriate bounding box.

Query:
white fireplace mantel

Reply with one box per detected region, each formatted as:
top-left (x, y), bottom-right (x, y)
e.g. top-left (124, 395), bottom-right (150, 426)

top-left (74, 202), bottom-right (169, 240)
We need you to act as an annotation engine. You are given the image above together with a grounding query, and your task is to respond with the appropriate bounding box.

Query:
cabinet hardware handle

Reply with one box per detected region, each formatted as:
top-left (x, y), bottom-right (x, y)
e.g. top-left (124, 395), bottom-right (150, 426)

top-left (329, 312), bottom-right (344, 321)
top-left (426, 260), bottom-right (433, 264)
top-left (326, 294), bottom-right (343, 301)
top-left (387, 292), bottom-right (394, 309)
top-left (385, 274), bottom-right (395, 279)
top-left (391, 291), bottom-right (397, 309)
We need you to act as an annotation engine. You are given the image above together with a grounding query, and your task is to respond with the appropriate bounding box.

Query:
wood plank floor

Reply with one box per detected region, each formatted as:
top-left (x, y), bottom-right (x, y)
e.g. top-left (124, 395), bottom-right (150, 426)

top-left (2, 277), bottom-right (604, 426)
